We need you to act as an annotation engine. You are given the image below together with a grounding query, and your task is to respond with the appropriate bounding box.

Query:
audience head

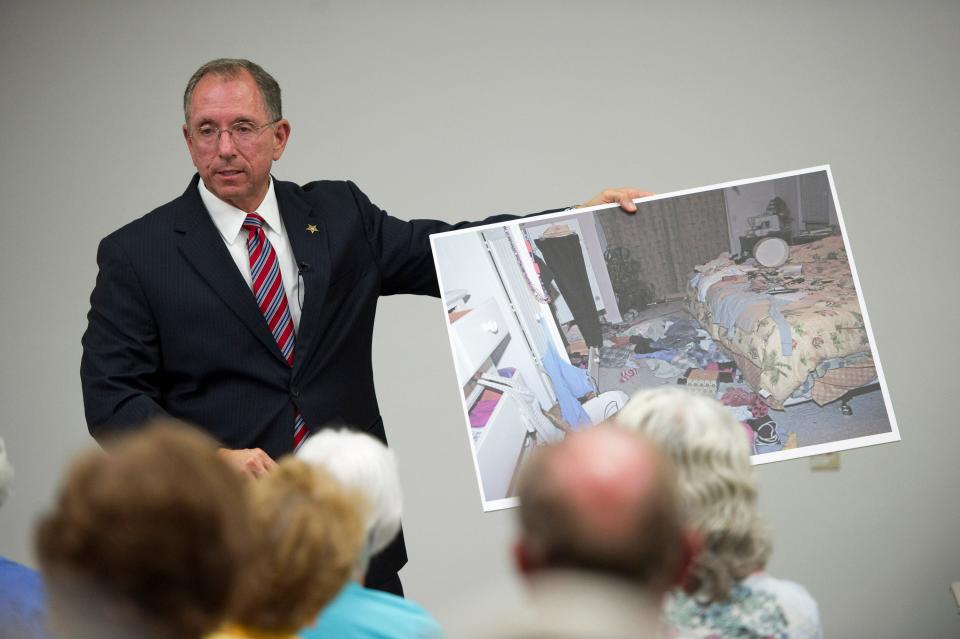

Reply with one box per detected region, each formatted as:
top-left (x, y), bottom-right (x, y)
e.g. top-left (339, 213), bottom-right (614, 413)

top-left (229, 457), bottom-right (365, 635)
top-left (615, 388), bottom-right (772, 601)
top-left (34, 421), bottom-right (251, 639)
top-left (514, 423), bottom-right (692, 596)
top-left (0, 436), bottom-right (13, 508)
top-left (297, 428), bottom-right (403, 575)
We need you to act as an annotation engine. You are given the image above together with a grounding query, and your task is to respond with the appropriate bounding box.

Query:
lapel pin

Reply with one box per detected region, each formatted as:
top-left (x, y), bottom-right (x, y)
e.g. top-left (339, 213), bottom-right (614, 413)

top-left (306, 224), bottom-right (319, 234)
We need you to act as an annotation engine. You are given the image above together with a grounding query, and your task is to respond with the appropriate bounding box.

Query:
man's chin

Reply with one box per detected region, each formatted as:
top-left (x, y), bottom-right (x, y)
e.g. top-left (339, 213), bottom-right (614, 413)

top-left (207, 181), bottom-right (247, 202)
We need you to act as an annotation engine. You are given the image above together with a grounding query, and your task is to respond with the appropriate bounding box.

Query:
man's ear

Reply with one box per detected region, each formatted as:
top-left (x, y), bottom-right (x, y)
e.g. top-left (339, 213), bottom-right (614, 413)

top-left (673, 529), bottom-right (703, 591)
top-left (271, 119), bottom-right (291, 161)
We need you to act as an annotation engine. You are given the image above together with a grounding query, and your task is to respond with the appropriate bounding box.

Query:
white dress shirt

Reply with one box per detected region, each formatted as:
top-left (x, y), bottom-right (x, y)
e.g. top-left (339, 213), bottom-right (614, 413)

top-left (198, 177), bottom-right (302, 332)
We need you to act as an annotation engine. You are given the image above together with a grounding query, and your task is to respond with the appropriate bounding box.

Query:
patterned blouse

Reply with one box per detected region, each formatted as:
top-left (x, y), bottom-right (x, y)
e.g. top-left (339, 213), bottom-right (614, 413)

top-left (665, 573), bottom-right (822, 639)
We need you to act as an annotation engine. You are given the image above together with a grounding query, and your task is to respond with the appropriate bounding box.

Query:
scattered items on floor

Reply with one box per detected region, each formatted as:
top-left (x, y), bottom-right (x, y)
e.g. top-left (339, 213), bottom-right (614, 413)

top-left (630, 334), bottom-right (656, 353)
top-left (748, 416), bottom-right (781, 450)
top-left (540, 332), bottom-right (593, 429)
top-left (567, 340), bottom-right (588, 356)
top-left (684, 369), bottom-right (719, 397)
top-left (596, 298), bottom-right (885, 454)
top-left (783, 432), bottom-right (798, 450)
top-left (645, 358), bottom-right (685, 379)
top-left (704, 361), bottom-right (737, 383)
top-left (581, 390), bottom-right (631, 422)
top-left (623, 317), bottom-right (672, 341)
top-left (720, 387), bottom-right (770, 419)
top-left (609, 335), bottom-right (633, 348)
top-left (598, 346), bottom-right (632, 369)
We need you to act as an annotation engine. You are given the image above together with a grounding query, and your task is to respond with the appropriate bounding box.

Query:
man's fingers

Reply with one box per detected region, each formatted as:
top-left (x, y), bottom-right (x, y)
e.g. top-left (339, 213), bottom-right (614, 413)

top-left (616, 188), bottom-right (654, 213)
top-left (245, 456), bottom-right (267, 477)
top-left (581, 187), bottom-right (654, 212)
top-left (219, 447), bottom-right (276, 479)
top-left (247, 449), bottom-right (276, 478)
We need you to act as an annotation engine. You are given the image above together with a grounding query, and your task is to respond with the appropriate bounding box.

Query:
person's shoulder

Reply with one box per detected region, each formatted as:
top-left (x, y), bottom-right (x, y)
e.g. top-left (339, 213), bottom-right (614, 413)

top-left (0, 556), bottom-right (42, 586)
top-left (309, 583), bottom-right (441, 638)
top-left (745, 574), bottom-right (821, 635)
top-left (747, 573), bottom-right (818, 606)
top-left (274, 177), bottom-right (353, 199)
top-left (278, 178), bottom-right (369, 209)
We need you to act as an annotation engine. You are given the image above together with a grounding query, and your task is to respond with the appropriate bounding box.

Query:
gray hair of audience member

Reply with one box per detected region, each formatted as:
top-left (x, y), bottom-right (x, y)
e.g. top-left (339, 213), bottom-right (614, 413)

top-left (296, 428), bottom-right (403, 572)
top-left (34, 421), bottom-right (252, 639)
top-left (515, 423), bottom-right (687, 593)
top-left (0, 436), bottom-right (13, 508)
top-left (183, 58), bottom-right (282, 123)
top-left (614, 388), bottom-right (772, 602)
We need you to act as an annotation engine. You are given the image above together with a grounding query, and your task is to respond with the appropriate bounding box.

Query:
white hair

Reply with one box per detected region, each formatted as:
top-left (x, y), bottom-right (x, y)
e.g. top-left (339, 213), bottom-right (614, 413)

top-left (614, 388), bottom-right (771, 601)
top-left (296, 429), bottom-right (402, 561)
top-left (0, 437), bottom-right (13, 508)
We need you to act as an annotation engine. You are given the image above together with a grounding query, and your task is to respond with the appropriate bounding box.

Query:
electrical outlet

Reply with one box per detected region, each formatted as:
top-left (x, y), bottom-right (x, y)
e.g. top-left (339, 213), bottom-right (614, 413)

top-left (810, 452), bottom-right (841, 471)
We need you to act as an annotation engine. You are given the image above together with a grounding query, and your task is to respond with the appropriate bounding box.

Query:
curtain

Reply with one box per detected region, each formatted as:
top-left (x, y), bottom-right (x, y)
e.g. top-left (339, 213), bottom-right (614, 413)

top-left (596, 190), bottom-right (730, 298)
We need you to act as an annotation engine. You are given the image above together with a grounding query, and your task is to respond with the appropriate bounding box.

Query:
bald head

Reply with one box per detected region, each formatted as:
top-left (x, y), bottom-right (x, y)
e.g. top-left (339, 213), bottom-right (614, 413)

top-left (516, 424), bottom-right (687, 592)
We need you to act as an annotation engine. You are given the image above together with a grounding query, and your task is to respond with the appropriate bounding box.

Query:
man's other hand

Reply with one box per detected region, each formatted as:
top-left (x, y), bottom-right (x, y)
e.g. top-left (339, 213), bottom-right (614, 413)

top-left (580, 188), bottom-right (655, 213)
top-left (218, 447), bottom-right (277, 478)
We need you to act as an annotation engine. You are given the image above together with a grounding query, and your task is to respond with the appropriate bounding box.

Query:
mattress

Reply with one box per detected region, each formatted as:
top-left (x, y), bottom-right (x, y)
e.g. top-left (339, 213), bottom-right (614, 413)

top-left (686, 235), bottom-right (877, 409)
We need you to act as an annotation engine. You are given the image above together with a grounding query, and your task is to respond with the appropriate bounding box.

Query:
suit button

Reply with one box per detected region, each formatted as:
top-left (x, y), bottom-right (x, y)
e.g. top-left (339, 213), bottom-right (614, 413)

top-left (291, 386), bottom-right (300, 398)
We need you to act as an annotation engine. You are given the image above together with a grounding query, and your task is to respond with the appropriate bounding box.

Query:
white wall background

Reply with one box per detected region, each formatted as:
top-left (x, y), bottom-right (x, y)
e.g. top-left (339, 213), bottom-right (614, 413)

top-left (1, 2), bottom-right (958, 637)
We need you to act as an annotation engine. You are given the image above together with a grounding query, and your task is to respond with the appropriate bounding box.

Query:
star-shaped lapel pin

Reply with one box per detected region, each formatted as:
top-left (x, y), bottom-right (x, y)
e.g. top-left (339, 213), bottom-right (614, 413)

top-left (306, 224), bottom-right (319, 234)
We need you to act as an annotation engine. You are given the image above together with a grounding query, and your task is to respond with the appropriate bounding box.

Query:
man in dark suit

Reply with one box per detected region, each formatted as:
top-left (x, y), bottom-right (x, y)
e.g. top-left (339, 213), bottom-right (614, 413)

top-left (80, 58), bottom-right (647, 594)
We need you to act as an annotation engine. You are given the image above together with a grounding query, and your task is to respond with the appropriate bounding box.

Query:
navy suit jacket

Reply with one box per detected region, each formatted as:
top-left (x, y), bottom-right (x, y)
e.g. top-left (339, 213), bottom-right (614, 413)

top-left (81, 174), bottom-right (531, 580)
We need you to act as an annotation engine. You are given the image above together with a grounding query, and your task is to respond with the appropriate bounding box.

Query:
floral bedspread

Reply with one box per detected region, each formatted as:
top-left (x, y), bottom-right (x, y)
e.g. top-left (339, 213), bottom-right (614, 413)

top-left (687, 236), bottom-right (876, 408)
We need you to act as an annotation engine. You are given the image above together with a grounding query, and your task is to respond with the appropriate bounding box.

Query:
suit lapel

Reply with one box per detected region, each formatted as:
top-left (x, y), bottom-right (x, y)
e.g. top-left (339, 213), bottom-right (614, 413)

top-left (275, 179), bottom-right (331, 377)
top-left (173, 176), bottom-right (289, 364)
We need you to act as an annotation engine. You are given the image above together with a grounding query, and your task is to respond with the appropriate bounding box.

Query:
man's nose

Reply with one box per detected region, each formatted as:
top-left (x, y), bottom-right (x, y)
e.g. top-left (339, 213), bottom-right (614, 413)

top-left (216, 130), bottom-right (237, 156)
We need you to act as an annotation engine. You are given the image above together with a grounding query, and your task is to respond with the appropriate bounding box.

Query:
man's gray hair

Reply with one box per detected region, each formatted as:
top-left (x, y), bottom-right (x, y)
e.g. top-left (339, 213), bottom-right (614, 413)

top-left (0, 437), bottom-right (12, 508)
top-left (183, 58), bottom-right (282, 124)
top-left (296, 429), bottom-right (403, 562)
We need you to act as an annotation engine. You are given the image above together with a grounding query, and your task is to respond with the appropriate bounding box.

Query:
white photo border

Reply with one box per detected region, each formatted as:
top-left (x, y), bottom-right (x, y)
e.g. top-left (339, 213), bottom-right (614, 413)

top-left (430, 165), bottom-right (900, 512)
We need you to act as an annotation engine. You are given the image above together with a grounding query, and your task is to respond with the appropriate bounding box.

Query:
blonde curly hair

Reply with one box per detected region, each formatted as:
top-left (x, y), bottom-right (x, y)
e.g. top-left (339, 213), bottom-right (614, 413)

top-left (230, 458), bottom-right (366, 634)
top-left (615, 388), bottom-right (772, 601)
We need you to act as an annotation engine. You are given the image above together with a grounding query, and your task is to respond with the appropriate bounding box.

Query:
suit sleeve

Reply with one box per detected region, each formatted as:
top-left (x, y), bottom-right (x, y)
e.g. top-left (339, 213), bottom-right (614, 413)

top-left (345, 180), bottom-right (563, 297)
top-left (80, 235), bottom-right (169, 441)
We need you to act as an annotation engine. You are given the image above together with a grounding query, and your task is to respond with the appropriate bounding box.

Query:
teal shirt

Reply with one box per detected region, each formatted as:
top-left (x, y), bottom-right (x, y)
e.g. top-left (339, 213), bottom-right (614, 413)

top-left (300, 582), bottom-right (441, 639)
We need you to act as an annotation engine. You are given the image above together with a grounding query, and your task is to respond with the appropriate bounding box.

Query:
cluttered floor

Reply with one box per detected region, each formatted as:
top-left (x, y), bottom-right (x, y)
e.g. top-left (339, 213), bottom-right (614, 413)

top-left (563, 301), bottom-right (890, 454)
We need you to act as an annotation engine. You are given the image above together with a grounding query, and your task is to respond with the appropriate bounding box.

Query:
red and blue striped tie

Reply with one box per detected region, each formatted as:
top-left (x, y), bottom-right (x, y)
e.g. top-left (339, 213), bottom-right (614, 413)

top-left (243, 213), bottom-right (309, 450)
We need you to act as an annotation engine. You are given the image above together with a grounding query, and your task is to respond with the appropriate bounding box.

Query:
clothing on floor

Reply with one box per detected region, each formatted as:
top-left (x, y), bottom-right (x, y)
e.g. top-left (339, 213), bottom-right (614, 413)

top-left (720, 387), bottom-right (770, 419)
top-left (598, 346), bottom-right (631, 369)
top-left (540, 323), bottom-right (592, 428)
top-left (650, 319), bottom-right (701, 350)
top-left (645, 358), bottom-right (686, 379)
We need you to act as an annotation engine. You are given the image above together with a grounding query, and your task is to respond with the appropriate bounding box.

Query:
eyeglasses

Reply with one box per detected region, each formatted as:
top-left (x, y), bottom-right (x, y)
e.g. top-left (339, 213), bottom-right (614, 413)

top-left (190, 119), bottom-right (280, 148)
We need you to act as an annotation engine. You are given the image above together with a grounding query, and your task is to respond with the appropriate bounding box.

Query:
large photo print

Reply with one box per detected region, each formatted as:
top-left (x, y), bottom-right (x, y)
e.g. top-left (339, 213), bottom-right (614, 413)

top-left (431, 166), bottom-right (899, 511)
